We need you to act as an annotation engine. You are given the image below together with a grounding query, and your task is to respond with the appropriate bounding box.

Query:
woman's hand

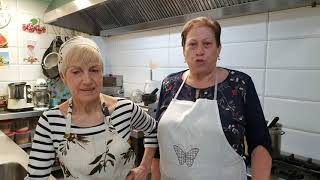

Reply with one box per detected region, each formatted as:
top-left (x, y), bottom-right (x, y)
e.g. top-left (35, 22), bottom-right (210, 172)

top-left (126, 147), bottom-right (156, 180)
top-left (126, 165), bottom-right (150, 180)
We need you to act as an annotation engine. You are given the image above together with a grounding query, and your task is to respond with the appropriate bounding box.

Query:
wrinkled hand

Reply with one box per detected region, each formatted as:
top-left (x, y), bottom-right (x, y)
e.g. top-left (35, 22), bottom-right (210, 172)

top-left (126, 165), bottom-right (149, 180)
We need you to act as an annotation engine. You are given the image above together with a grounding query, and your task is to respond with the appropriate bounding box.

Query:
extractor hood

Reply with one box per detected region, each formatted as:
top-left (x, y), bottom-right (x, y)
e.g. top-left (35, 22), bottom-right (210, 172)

top-left (44, 0), bottom-right (319, 36)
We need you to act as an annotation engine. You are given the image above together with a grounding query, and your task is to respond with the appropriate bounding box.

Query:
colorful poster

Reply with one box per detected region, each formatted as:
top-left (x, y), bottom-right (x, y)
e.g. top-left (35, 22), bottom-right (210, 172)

top-left (0, 49), bottom-right (9, 66)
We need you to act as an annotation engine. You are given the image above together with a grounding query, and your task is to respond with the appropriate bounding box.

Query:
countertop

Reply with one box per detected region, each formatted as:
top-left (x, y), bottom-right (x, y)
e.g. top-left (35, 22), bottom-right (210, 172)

top-left (0, 130), bottom-right (56, 180)
top-left (0, 110), bottom-right (43, 120)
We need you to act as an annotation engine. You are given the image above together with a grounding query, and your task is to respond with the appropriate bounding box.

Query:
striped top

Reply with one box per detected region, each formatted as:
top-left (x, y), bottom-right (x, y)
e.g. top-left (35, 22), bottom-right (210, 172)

top-left (26, 98), bottom-right (158, 179)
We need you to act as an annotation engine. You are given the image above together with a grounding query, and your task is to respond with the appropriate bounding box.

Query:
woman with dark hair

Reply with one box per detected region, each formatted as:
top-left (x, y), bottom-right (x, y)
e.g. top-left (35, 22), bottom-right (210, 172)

top-left (152, 17), bottom-right (272, 180)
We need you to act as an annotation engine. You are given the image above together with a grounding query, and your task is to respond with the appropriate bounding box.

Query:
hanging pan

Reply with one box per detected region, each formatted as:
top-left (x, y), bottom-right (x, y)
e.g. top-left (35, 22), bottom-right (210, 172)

top-left (41, 36), bottom-right (63, 79)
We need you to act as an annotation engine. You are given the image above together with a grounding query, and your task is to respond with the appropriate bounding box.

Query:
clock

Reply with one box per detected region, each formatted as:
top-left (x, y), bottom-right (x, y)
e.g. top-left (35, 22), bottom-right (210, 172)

top-left (0, 0), bottom-right (11, 29)
top-left (0, 10), bottom-right (11, 28)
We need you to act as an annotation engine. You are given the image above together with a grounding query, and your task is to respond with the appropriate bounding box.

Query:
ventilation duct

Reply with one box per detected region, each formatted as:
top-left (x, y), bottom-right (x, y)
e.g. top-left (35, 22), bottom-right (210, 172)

top-left (44, 0), bottom-right (319, 36)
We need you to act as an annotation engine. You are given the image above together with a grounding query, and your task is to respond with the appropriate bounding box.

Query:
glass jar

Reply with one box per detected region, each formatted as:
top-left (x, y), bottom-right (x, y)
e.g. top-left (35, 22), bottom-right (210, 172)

top-left (33, 89), bottom-right (50, 110)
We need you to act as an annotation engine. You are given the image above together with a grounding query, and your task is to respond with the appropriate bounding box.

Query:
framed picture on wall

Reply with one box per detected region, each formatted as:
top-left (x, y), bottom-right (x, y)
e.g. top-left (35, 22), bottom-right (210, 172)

top-left (0, 31), bottom-right (8, 48)
top-left (0, 49), bottom-right (9, 66)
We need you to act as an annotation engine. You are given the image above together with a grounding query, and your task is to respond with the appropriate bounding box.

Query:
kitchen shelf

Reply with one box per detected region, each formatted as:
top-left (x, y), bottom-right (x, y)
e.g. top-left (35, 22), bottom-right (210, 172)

top-left (18, 143), bottom-right (32, 149)
top-left (0, 110), bottom-right (43, 120)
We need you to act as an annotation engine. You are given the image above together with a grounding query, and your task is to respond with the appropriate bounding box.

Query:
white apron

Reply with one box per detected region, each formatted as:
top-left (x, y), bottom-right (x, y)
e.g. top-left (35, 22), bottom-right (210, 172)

top-left (158, 71), bottom-right (247, 180)
top-left (56, 98), bottom-right (135, 180)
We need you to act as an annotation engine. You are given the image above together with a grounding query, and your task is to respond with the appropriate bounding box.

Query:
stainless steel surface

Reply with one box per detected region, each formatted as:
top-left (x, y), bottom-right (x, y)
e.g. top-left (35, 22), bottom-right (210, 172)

top-left (102, 75), bottom-right (124, 97)
top-left (272, 154), bottom-right (320, 180)
top-left (44, 0), bottom-right (320, 36)
top-left (102, 87), bottom-right (124, 97)
top-left (247, 153), bottom-right (320, 180)
top-left (247, 167), bottom-right (286, 180)
top-left (0, 110), bottom-right (42, 120)
top-left (0, 131), bottom-right (56, 180)
top-left (0, 162), bottom-right (27, 180)
top-left (103, 75), bottom-right (123, 87)
top-left (7, 82), bottom-right (34, 111)
top-left (44, 0), bottom-right (105, 35)
top-left (33, 90), bottom-right (50, 110)
top-left (269, 123), bottom-right (285, 159)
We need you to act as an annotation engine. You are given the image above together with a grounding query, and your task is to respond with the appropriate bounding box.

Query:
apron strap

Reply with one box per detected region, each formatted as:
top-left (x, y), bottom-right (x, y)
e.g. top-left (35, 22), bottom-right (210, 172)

top-left (64, 98), bottom-right (73, 138)
top-left (64, 98), bottom-right (115, 138)
top-left (174, 70), bottom-right (219, 100)
top-left (214, 71), bottom-right (218, 100)
top-left (173, 71), bottom-right (189, 100)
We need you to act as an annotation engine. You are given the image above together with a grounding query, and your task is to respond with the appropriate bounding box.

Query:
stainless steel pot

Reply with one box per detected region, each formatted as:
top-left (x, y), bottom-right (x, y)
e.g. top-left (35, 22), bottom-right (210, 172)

top-left (269, 123), bottom-right (285, 159)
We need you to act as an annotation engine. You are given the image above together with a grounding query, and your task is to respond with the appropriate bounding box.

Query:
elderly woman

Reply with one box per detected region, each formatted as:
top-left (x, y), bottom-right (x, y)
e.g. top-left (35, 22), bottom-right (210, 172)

top-left (26, 36), bottom-right (157, 180)
top-left (151, 17), bottom-right (272, 180)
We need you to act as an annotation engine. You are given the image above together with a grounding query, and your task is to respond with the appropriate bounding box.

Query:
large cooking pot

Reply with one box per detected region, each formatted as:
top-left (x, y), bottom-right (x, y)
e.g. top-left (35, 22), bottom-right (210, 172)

top-left (269, 123), bottom-right (285, 159)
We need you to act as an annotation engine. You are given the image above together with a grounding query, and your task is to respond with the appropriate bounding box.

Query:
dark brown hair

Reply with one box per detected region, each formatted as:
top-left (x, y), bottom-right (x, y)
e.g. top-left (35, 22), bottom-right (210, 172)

top-left (181, 17), bottom-right (221, 48)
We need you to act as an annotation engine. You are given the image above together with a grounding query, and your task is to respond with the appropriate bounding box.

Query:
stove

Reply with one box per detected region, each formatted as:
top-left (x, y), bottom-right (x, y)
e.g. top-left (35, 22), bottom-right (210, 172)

top-left (272, 154), bottom-right (320, 180)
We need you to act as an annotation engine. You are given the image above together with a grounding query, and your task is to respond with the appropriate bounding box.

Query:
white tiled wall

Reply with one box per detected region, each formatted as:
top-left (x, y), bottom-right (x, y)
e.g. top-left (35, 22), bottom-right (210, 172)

top-left (101, 6), bottom-right (320, 160)
top-left (0, 0), bottom-right (86, 94)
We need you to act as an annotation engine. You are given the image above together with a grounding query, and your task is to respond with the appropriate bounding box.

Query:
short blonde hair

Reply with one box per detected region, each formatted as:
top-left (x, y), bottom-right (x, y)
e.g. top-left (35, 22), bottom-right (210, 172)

top-left (58, 36), bottom-right (103, 75)
top-left (181, 17), bottom-right (221, 48)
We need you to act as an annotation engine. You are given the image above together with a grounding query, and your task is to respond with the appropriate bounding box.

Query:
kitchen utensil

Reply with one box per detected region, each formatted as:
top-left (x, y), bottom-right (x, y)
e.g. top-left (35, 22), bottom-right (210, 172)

top-left (267, 116), bottom-right (279, 128)
top-left (130, 89), bottom-right (143, 103)
top-left (41, 36), bottom-right (64, 79)
top-left (269, 123), bottom-right (285, 159)
top-left (142, 88), bottom-right (158, 106)
top-left (7, 82), bottom-right (33, 111)
top-left (33, 78), bottom-right (50, 110)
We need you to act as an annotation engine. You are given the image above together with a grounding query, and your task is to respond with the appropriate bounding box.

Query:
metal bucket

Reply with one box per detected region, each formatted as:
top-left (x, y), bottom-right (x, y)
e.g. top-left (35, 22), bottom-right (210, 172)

top-left (269, 123), bottom-right (285, 159)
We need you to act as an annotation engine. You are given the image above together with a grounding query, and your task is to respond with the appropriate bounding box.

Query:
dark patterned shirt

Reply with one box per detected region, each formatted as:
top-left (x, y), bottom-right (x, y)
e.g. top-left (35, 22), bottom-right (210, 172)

top-left (155, 68), bottom-right (272, 158)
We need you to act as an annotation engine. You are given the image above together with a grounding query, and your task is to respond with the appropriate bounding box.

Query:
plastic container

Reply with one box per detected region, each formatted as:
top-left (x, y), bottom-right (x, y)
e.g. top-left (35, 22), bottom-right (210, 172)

top-left (5, 131), bottom-right (15, 141)
top-left (15, 118), bottom-right (29, 132)
top-left (30, 129), bottom-right (35, 140)
top-left (0, 120), bottom-right (13, 134)
top-left (14, 130), bottom-right (31, 145)
top-left (29, 117), bottom-right (39, 130)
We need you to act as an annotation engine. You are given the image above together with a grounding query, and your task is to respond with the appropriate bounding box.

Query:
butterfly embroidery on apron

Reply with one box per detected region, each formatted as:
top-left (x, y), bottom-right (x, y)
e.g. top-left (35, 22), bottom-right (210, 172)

top-left (173, 145), bottom-right (200, 167)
